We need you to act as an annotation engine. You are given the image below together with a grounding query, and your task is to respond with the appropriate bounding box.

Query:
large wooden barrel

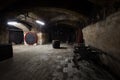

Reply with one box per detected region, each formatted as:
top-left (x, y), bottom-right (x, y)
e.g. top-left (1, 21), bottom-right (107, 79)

top-left (52, 40), bottom-right (60, 48)
top-left (24, 32), bottom-right (38, 45)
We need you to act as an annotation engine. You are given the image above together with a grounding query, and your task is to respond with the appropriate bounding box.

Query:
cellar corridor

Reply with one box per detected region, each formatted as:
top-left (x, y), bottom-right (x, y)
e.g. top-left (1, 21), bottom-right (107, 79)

top-left (0, 0), bottom-right (120, 80)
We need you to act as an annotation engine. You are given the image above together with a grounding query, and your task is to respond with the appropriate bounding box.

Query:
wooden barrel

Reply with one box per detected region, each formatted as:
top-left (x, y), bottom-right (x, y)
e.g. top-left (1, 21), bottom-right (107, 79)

top-left (24, 32), bottom-right (38, 45)
top-left (52, 40), bottom-right (60, 48)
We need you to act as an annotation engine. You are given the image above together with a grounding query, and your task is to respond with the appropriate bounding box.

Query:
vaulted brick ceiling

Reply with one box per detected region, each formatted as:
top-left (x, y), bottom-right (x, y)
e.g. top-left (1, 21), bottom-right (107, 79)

top-left (89, 0), bottom-right (120, 6)
top-left (0, 0), bottom-right (119, 18)
top-left (0, 0), bottom-right (119, 29)
top-left (1, 0), bottom-right (95, 16)
top-left (5, 7), bottom-right (87, 29)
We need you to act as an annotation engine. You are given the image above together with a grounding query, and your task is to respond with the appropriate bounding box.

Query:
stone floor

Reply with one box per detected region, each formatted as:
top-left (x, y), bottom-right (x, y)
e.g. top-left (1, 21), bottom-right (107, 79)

top-left (0, 44), bottom-right (116, 80)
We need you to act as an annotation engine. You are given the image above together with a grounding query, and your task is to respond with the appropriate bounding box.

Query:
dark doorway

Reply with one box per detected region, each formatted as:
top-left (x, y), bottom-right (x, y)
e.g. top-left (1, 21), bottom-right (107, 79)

top-left (48, 24), bottom-right (76, 43)
top-left (9, 30), bottom-right (24, 44)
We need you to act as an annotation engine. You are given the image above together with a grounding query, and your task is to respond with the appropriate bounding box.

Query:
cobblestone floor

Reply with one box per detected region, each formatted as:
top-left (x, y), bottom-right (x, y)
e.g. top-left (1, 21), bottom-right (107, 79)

top-left (0, 44), bottom-right (116, 80)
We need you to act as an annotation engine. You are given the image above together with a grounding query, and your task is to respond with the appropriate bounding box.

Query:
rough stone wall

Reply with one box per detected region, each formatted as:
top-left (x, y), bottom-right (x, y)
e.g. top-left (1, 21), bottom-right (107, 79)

top-left (82, 11), bottom-right (120, 78)
top-left (0, 25), bottom-right (9, 44)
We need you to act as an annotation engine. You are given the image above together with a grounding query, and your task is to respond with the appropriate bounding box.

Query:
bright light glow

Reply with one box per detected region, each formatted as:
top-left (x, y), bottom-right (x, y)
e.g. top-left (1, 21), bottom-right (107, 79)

top-left (36, 20), bottom-right (45, 26)
top-left (7, 21), bottom-right (18, 26)
top-left (7, 21), bottom-right (29, 31)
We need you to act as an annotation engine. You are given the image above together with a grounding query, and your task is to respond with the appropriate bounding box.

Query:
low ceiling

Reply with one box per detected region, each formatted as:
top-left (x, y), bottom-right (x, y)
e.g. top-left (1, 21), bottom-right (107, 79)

top-left (0, 0), bottom-right (119, 20)
top-left (0, 0), bottom-right (119, 18)
top-left (6, 8), bottom-right (86, 30)
top-left (0, 0), bottom-right (120, 30)
top-left (1, 0), bottom-right (95, 16)
top-left (89, 0), bottom-right (120, 6)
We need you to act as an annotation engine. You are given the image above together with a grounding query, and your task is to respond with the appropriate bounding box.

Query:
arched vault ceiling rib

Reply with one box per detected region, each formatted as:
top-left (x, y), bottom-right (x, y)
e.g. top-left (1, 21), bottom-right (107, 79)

top-left (6, 7), bottom-right (88, 29)
top-left (28, 7), bottom-right (87, 21)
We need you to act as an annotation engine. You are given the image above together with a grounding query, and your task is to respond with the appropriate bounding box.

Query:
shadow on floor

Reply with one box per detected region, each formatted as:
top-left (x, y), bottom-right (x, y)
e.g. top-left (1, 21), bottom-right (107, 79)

top-left (54, 47), bottom-right (67, 49)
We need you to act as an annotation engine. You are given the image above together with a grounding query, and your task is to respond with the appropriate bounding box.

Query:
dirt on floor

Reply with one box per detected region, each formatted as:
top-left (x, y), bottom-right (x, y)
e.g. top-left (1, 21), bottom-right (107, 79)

top-left (0, 44), bottom-right (116, 80)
